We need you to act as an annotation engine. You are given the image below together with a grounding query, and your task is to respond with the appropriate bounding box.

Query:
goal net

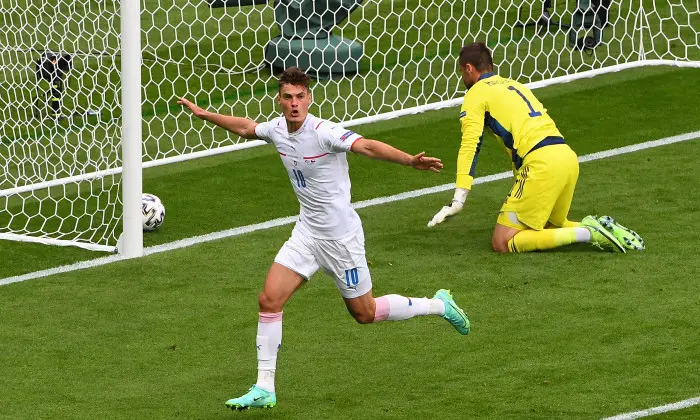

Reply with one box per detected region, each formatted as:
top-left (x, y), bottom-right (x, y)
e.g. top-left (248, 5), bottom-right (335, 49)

top-left (0, 0), bottom-right (698, 252)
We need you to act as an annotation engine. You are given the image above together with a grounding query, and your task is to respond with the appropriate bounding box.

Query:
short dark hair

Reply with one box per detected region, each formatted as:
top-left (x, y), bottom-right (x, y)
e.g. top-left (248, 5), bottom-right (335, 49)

top-left (458, 43), bottom-right (494, 72)
top-left (278, 67), bottom-right (310, 92)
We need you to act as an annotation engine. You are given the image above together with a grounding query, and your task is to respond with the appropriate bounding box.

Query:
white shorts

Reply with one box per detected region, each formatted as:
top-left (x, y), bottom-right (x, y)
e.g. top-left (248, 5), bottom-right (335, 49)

top-left (274, 225), bottom-right (372, 299)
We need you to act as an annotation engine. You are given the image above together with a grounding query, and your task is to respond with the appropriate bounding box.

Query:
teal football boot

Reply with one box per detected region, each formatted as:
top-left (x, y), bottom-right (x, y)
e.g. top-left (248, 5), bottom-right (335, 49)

top-left (433, 289), bottom-right (470, 335)
top-left (225, 385), bottom-right (276, 410)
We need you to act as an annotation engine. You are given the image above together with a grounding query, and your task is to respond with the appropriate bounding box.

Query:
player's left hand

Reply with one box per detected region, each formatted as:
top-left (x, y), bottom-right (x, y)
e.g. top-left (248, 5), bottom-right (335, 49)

top-left (410, 152), bottom-right (443, 172)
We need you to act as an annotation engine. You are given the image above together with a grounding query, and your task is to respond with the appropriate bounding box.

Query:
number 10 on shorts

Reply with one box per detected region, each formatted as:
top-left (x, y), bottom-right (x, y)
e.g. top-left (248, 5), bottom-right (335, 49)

top-left (345, 268), bottom-right (359, 287)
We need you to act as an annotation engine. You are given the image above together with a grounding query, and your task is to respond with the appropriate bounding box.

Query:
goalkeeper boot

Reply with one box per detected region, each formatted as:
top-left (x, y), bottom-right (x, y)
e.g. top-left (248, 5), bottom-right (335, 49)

top-left (433, 289), bottom-right (470, 335)
top-left (581, 215), bottom-right (626, 253)
top-left (598, 215), bottom-right (645, 251)
top-left (225, 385), bottom-right (276, 410)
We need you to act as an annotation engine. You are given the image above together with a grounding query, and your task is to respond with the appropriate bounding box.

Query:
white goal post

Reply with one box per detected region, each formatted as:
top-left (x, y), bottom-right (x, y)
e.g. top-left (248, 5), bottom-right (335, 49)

top-left (0, 0), bottom-right (698, 255)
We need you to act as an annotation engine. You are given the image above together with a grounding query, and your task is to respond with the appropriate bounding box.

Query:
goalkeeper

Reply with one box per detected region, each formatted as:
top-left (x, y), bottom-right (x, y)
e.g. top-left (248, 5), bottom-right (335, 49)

top-left (427, 42), bottom-right (644, 253)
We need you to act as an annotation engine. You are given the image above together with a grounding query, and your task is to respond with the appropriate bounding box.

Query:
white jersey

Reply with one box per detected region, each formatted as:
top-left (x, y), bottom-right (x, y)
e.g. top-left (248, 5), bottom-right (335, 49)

top-left (255, 113), bottom-right (364, 239)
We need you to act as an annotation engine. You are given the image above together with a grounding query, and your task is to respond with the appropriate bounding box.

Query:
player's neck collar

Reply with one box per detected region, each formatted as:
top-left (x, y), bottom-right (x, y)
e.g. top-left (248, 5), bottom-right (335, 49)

top-left (478, 72), bottom-right (495, 81)
top-left (287, 113), bottom-right (313, 135)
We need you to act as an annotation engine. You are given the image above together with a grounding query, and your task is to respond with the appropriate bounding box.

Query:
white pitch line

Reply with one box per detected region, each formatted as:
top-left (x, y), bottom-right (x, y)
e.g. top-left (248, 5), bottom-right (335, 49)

top-left (1, 130), bottom-right (699, 287)
top-left (601, 395), bottom-right (700, 420)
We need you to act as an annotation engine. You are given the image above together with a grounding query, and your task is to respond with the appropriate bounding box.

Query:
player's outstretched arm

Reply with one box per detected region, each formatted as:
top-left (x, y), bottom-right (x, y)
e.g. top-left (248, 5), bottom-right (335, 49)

top-left (177, 97), bottom-right (259, 139)
top-left (350, 138), bottom-right (443, 172)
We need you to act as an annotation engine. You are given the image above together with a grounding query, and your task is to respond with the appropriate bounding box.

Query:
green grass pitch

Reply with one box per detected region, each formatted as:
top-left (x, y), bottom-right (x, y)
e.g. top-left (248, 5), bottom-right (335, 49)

top-left (0, 67), bottom-right (699, 419)
top-left (1, 0), bottom-right (700, 417)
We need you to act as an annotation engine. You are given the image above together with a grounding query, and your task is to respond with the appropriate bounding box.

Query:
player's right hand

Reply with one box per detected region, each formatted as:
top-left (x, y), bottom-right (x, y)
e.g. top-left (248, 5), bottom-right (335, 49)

top-left (177, 97), bottom-right (208, 119)
top-left (410, 152), bottom-right (443, 173)
top-left (427, 201), bottom-right (463, 227)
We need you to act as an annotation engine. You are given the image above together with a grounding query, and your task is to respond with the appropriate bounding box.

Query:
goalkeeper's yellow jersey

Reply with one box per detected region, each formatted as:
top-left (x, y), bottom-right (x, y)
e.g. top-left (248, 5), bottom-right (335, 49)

top-left (456, 73), bottom-right (565, 190)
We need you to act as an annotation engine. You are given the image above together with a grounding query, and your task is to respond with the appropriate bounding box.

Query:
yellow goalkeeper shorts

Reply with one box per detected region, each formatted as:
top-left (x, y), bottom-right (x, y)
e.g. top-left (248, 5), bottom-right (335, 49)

top-left (497, 143), bottom-right (579, 231)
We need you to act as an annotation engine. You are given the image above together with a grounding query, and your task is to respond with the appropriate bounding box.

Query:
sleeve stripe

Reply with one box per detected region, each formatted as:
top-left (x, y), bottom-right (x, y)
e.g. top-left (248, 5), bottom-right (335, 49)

top-left (349, 137), bottom-right (364, 151)
top-left (468, 134), bottom-right (484, 176)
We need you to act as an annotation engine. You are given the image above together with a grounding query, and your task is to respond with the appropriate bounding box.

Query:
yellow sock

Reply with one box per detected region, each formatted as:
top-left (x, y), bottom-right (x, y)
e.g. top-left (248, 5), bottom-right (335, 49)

top-left (561, 219), bottom-right (580, 228)
top-left (507, 228), bottom-right (580, 253)
top-left (546, 219), bottom-right (581, 228)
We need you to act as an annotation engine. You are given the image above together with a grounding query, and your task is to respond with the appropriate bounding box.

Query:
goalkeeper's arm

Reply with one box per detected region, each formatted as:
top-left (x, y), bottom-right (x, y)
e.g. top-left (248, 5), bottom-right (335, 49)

top-left (427, 96), bottom-right (484, 227)
top-left (177, 97), bottom-right (258, 139)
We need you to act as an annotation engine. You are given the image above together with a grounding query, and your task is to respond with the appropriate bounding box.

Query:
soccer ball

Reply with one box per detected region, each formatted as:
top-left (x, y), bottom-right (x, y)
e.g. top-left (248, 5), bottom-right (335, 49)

top-left (142, 193), bottom-right (166, 231)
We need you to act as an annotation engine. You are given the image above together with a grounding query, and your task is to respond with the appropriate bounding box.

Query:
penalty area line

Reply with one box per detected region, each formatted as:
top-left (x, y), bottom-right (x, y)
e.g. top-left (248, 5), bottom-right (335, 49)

top-left (1, 129), bottom-right (699, 287)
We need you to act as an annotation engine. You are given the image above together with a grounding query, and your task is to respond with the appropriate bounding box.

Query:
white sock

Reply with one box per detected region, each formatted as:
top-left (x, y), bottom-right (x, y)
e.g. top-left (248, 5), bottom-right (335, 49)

top-left (373, 294), bottom-right (445, 322)
top-left (575, 227), bottom-right (592, 243)
top-left (255, 312), bottom-right (282, 393)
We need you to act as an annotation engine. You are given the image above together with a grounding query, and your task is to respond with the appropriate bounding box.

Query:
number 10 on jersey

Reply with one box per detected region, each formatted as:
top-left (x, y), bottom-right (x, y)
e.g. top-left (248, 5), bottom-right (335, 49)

top-left (292, 169), bottom-right (306, 188)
